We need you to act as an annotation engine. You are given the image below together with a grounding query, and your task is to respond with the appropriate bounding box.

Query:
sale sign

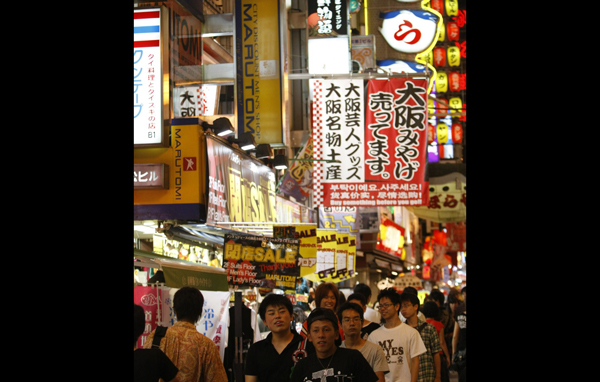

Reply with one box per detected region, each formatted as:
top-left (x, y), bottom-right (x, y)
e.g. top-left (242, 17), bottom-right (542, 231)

top-left (222, 234), bottom-right (300, 289)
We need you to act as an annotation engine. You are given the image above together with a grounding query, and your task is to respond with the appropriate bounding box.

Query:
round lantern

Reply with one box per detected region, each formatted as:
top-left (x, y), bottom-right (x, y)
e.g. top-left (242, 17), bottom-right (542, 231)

top-left (451, 122), bottom-right (463, 143)
top-left (428, 98), bottom-right (436, 115)
top-left (447, 46), bottom-right (460, 67)
top-left (449, 71), bottom-right (461, 92)
top-left (428, 122), bottom-right (436, 144)
top-left (447, 21), bottom-right (459, 41)
top-left (436, 72), bottom-right (448, 93)
top-left (438, 21), bottom-right (445, 42)
top-left (437, 123), bottom-right (449, 144)
top-left (417, 50), bottom-right (433, 66)
top-left (445, 0), bottom-right (458, 16)
top-left (430, 0), bottom-right (444, 15)
top-left (433, 47), bottom-right (446, 67)
top-left (448, 97), bottom-right (462, 114)
top-left (438, 98), bottom-right (448, 115)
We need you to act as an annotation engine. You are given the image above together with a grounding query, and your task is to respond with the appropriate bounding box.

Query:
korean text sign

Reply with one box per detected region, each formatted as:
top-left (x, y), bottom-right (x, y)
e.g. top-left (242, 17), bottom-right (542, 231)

top-left (134, 8), bottom-right (163, 146)
top-left (223, 234), bottom-right (300, 290)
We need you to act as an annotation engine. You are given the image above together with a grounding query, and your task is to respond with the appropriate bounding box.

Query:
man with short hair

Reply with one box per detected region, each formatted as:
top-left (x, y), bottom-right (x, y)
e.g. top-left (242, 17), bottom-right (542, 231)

top-left (400, 292), bottom-right (442, 382)
top-left (367, 288), bottom-right (426, 382)
top-left (245, 293), bottom-right (313, 382)
top-left (290, 308), bottom-right (379, 382)
top-left (347, 293), bottom-right (381, 339)
top-left (338, 302), bottom-right (389, 382)
top-left (144, 286), bottom-right (227, 382)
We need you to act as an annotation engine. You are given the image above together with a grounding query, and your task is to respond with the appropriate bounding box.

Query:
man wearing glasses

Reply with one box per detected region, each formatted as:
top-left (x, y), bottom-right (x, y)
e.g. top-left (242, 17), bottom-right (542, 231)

top-left (367, 288), bottom-right (427, 382)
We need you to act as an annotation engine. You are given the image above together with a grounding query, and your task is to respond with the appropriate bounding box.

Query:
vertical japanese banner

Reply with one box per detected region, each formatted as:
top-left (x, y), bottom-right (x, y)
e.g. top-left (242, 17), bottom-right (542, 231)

top-left (134, 285), bottom-right (162, 349)
top-left (134, 8), bottom-right (163, 146)
top-left (347, 233), bottom-right (356, 277)
top-left (311, 79), bottom-right (365, 207)
top-left (364, 78), bottom-right (429, 206)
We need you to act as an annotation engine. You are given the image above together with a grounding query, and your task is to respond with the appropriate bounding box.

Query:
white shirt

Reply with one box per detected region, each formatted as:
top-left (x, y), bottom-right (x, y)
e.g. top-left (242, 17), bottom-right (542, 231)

top-left (367, 323), bottom-right (426, 382)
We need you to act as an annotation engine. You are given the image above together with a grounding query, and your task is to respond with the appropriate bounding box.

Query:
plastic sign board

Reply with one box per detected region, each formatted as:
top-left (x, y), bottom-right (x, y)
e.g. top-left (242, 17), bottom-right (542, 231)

top-left (378, 10), bottom-right (439, 54)
top-left (134, 8), bottom-right (164, 146)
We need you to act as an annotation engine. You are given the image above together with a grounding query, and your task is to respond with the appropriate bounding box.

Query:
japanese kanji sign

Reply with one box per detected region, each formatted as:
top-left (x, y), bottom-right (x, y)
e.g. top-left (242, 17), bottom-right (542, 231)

top-left (311, 78), bottom-right (429, 207)
top-left (222, 234), bottom-right (300, 290)
top-left (134, 8), bottom-right (163, 146)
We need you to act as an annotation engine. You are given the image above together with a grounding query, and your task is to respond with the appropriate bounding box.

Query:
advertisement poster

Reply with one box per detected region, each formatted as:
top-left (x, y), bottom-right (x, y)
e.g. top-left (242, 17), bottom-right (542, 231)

top-left (273, 224), bottom-right (318, 278)
top-left (223, 234), bottom-right (300, 289)
top-left (205, 135), bottom-right (276, 226)
top-left (311, 78), bottom-right (429, 207)
top-left (134, 8), bottom-right (163, 146)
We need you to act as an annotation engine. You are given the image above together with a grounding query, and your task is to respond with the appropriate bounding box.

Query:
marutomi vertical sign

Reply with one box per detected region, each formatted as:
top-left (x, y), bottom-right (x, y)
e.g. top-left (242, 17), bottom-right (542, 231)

top-left (235, 0), bottom-right (283, 145)
top-left (134, 8), bottom-right (163, 146)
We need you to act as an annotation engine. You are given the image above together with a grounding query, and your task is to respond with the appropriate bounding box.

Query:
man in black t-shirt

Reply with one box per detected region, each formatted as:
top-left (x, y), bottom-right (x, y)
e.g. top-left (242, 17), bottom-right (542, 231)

top-left (290, 308), bottom-right (378, 382)
top-left (245, 294), bottom-right (314, 382)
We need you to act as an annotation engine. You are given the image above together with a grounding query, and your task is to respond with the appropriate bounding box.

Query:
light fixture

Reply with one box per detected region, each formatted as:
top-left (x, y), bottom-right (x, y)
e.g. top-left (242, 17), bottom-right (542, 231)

top-left (252, 143), bottom-right (273, 159)
top-left (273, 154), bottom-right (288, 170)
top-left (228, 132), bottom-right (256, 151)
top-left (212, 117), bottom-right (235, 137)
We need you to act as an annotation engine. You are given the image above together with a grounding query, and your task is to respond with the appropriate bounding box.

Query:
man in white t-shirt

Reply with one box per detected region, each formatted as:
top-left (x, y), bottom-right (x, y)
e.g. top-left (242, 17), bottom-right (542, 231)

top-left (367, 288), bottom-right (426, 382)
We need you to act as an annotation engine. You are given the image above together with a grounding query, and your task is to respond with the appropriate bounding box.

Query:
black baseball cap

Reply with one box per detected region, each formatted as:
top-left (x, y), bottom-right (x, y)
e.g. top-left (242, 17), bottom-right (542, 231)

top-left (307, 308), bottom-right (339, 332)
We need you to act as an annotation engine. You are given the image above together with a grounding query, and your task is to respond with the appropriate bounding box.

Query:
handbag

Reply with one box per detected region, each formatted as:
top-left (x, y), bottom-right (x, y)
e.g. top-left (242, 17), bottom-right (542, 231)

top-left (450, 349), bottom-right (466, 370)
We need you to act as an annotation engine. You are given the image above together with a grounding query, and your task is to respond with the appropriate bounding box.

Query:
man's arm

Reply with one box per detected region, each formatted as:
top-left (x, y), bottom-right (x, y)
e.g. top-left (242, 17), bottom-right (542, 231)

top-left (244, 376), bottom-right (258, 382)
top-left (375, 370), bottom-right (385, 382)
top-left (410, 356), bottom-right (420, 382)
top-left (433, 352), bottom-right (441, 382)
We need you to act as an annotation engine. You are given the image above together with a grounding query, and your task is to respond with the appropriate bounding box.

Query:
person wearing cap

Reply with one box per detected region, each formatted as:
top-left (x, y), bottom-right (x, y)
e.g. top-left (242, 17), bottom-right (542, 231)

top-left (289, 307), bottom-right (378, 382)
top-left (367, 288), bottom-right (427, 382)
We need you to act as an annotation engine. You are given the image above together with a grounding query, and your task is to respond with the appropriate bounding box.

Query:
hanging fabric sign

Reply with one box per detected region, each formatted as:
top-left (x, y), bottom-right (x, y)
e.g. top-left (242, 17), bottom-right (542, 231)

top-left (311, 78), bottom-right (428, 207)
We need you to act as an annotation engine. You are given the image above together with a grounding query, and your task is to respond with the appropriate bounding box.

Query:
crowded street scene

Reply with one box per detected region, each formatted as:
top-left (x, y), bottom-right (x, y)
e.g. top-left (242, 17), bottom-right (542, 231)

top-left (134, 1), bottom-right (466, 381)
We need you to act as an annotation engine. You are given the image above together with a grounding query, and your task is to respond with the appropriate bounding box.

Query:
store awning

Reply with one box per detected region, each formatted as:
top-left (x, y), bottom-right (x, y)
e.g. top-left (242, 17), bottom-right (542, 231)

top-left (134, 249), bottom-right (229, 291)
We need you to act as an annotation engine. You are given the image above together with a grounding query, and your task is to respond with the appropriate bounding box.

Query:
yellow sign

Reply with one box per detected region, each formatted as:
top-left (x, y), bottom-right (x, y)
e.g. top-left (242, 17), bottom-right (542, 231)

top-left (273, 224), bottom-right (318, 277)
top-left (235, 0), bottom-right (283, 145)
top-left (134, 122), bottom-right (205, 220)
top-left (304, 229), bottom-right (337, 284)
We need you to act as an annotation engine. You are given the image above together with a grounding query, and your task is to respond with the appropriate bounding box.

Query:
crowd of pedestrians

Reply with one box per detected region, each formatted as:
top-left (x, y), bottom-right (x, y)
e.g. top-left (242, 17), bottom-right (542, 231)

top-left (134, 283), bottom-right (466, 382)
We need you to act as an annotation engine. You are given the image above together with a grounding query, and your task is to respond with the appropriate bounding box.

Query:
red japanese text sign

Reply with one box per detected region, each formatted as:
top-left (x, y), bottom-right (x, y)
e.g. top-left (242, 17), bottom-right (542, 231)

top-left (364, 78), bottom-right (429, 203)
top-left (311, 78), bottom-right (429, 208)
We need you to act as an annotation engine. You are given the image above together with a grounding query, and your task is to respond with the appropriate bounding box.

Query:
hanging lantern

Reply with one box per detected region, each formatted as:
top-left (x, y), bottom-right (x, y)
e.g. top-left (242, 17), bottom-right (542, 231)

top-left (417, 49), bottom-right (433, 66)
top-left (430, 0), bottom-right (444, 15)
top-left (433, 47), bottom-right (446, 67)
top-left (438, 98), bottom-right (448, 115)
top-left (445, 0), bottom-right (458, 16)
top-left (449, 71), bottom-right (461, 92)
top-left (438, 20), bottom-right (445, 42)
top-left (451, 122), bottom-right (463, 143)
top-left (436, 72), bottom-right (448, 93)
top-left (447, 21), bottom-right (459, 41)
top-left (437, 123), bottom-right (449, 144)
top-left (428, 122), bottom-right (436, 144)
top-left (428, 98), bottom-right (436, 115)
top-left (447, 46), bottom-right (460, 67)
top-left (449, 97), bottom-right (462, 115)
